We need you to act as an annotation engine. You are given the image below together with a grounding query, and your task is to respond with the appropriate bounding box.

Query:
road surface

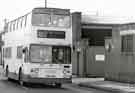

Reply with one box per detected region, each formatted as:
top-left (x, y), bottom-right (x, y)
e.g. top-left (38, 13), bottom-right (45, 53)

top-left (0, 66), bottom-right (111, 93)
top-left (0, 78), bottom-right (112, 93)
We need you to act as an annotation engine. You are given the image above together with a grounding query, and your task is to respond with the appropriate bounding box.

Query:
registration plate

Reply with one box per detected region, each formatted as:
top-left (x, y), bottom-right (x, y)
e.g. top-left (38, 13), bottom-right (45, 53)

top-left (39, 69), bottom-right (57, 76)
top-left (45, 69), bottom-right (56, 74)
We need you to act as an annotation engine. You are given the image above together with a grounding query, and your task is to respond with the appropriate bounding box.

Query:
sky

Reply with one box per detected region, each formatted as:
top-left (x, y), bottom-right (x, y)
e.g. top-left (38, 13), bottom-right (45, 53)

top-left (0, 0), bottom-right (135, 30)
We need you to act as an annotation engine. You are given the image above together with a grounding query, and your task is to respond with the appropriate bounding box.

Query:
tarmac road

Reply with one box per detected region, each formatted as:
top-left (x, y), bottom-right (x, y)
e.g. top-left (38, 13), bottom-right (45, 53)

top-left (0, 79), bottom-right (112, 93)
top-left (0, 66), bottom-right (111, 93)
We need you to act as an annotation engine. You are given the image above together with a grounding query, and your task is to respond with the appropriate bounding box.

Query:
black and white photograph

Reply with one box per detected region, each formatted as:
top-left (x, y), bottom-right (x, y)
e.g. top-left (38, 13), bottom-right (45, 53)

top-left (0, 0), bottom-right (135, 93)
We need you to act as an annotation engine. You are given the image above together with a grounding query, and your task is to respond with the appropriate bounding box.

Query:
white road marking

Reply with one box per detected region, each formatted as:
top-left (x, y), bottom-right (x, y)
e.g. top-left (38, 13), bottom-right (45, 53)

top-left (21, 86), bottom-right (29, 90)
top-left (63, 84), bottom-right (92, 93)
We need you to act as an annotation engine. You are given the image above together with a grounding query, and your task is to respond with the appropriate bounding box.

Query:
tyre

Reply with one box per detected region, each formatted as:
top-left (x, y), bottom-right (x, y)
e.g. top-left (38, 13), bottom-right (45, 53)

top-left (18, 69), bottom-right (25, 86)
top-left (55, 83), bottom-right (62, 88)
top-left (5, 66), bottom-right (9, 80)
top-left (5, 67), bottom-right (8, 77)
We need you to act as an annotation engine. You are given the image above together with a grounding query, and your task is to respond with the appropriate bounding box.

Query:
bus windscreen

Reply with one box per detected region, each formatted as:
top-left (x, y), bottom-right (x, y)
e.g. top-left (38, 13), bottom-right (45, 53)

top-left (30, 45), bottom-right (52, 63)
top-left (52, 46), bottom-right (71, 64)
top-left (30, 45), bottom-right (71, 64)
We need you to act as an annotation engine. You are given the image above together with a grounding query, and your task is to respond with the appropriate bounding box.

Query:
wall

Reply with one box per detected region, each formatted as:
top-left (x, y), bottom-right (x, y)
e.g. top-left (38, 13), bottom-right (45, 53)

top-left (71, 12), bottom-right (112, 77)
top-left (72, 39), bottom-right (105, 77)
top-left (105, 23), bottom-right (135, 83)
top-left (86, 46), bottom-right (105, 77)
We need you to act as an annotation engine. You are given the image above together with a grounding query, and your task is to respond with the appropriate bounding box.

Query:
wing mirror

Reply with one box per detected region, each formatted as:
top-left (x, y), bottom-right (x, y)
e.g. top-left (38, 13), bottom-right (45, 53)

top-left (22, 47), bottom-right (28, 53)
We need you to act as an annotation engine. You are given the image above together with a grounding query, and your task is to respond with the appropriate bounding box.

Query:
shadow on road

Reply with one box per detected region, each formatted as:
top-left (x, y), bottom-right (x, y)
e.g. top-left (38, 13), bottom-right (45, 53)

top-left (1, 79), bottom-right (68, 90)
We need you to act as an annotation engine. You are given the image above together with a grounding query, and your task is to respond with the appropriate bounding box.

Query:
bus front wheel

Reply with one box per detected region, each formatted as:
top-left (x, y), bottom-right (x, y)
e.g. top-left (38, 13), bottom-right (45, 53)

top-left (5, 66), bottom-right (9, 78)
top-left (19, 70), bottom-right (24, 86)
top-left (55, 83), bottom-right (62, 88)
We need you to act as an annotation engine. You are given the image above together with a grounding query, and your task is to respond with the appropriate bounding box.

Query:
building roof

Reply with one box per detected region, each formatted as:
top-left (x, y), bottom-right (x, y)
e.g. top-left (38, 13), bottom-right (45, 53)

top-left (81, 14), bottom-right (135, 25)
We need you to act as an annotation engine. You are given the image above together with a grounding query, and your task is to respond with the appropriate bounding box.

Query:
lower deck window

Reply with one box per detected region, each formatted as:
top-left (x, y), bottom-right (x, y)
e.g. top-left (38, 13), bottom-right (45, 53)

top-left (4, 47), bottom-right (12, 58)
top-left (17, 46), bottom-right (23, 59)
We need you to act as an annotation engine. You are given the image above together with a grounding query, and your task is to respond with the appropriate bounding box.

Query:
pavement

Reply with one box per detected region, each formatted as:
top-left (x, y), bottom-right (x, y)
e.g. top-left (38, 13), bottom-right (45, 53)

top-left (72, 77), bottom-right (135, 93)
top-left (0, 65), bottom-right (6, 80)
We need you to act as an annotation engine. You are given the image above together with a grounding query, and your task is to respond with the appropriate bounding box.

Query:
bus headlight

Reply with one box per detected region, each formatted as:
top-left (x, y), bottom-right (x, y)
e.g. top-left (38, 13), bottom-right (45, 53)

top-left (63, 69), bottom-right (72, 78)
top-left (30, 68), bottom-right (39, 73)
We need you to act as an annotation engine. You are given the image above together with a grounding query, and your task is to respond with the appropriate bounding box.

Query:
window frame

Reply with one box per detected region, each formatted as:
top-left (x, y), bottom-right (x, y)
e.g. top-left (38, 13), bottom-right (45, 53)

top-left (4, 47), bottom-right (12, 58)
top-left (121, 34), bottom-right (133, 54)
top-left (17, 46), bottom-right (23, 59)
top-left (24, 15), bottom-right (27, 27)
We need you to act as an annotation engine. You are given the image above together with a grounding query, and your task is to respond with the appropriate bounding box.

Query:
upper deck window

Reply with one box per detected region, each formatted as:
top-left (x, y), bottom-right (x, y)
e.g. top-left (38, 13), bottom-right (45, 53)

top-left (32, 8), bottom-right (71, 28)
top-left (32, 14), bottom-right (70, 28)
top-left (51, 15), bottom-right (70, 27)
top-left (32, 13), bottom-right (51, 26)
top-left (24, 15), bottom-right (27, 27)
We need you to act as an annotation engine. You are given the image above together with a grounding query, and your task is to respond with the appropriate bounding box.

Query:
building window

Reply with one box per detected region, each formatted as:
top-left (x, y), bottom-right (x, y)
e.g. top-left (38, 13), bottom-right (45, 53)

top-left (17, 46), bottom-right (23, 59)
top-left (121, 35), bottom-right (133, 53)
top-left (4, 47), bottom-right (12, 58)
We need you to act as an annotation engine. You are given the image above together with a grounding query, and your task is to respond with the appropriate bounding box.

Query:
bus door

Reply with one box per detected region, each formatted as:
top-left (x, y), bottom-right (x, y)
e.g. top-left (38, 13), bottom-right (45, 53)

top-left (15, 46), bottom-right (25, 75)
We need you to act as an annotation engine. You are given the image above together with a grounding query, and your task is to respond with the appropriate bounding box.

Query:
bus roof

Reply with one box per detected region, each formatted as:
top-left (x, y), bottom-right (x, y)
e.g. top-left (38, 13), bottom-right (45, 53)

top-left (32, 7), bottom-right (70, 15)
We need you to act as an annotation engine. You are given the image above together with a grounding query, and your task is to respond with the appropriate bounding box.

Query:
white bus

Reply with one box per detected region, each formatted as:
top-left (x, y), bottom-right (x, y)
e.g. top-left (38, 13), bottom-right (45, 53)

top-left (2, 7), bottom-right (72, 87)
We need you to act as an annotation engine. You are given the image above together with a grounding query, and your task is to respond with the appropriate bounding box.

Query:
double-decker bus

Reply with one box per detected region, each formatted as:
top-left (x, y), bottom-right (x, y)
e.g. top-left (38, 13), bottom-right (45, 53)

top-left (2, 7), bottom-right (72, 87)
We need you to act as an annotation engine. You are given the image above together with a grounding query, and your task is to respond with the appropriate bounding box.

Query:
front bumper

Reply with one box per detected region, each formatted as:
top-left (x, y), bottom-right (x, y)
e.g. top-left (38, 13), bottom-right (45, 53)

top-left (22, 74), bottom-right (72, 84)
